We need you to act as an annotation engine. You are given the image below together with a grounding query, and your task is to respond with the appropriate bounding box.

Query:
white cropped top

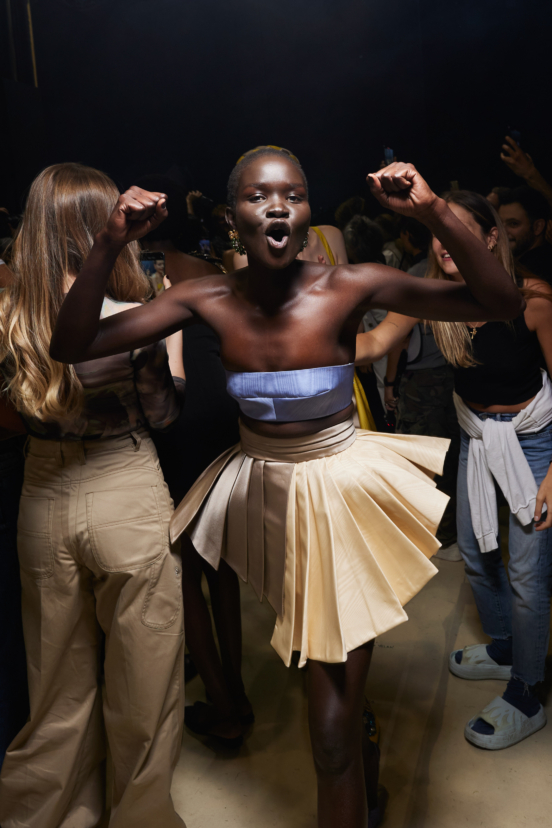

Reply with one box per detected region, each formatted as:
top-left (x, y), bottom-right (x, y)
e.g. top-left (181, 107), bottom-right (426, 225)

top-left (225, 363), bottom-right (355, 422)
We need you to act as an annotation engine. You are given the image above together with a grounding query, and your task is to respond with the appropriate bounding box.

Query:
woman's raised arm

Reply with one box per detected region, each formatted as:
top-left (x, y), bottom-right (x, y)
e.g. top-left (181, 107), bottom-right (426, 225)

top-left (50, 187), bottom-right (195, 363)
top-left (352, 163), bottom-right (524, 322)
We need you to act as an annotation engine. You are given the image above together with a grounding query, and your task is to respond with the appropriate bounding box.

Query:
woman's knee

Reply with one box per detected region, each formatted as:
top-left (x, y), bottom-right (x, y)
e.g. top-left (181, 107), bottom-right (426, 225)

top-left (310, 712), bottom-right (360, 778)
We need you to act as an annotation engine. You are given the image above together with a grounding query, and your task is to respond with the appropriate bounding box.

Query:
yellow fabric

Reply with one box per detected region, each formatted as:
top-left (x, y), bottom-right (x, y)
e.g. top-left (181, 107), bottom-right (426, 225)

top-left (311, 226), bottom-right (336, 265)
top-left (171, 419), bottom-right (450, 668)
top-left (353, 371), bottom-right (377, 431)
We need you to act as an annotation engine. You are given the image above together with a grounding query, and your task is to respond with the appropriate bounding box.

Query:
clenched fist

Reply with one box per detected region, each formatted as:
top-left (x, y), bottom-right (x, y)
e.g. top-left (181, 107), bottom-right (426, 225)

top-left (367, 162), bottom-right (440, 222)
top-left (98, 186), bottom-right (168, 250)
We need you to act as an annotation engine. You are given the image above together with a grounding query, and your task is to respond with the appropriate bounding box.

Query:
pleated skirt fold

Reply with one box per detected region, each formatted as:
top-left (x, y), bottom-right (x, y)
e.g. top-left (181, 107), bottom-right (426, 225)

top-left (170, 421), bottom-right (450, 667)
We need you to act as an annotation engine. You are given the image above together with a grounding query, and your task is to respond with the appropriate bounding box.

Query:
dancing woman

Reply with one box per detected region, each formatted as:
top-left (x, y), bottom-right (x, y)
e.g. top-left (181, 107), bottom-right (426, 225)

top-left (51, 151), bottom-right (522, 828)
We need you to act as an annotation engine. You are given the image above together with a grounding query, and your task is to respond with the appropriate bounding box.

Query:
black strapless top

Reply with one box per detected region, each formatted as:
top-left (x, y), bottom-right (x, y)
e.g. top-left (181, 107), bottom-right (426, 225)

top-left (453, 314), bottom-right (543, 406)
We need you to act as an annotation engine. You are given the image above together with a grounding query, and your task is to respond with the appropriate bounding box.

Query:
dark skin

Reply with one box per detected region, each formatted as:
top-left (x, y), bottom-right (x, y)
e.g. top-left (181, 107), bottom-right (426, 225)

top-left (51, 156), bottom-right (523, 828)
top-left (51, 157), bottom-right (524, 423)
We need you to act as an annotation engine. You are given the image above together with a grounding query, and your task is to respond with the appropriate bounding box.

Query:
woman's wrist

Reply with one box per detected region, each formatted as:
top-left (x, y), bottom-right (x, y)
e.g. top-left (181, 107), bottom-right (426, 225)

top-left (522, 165), bottom-right (539, 184)
top-left (419, 196), bottom-right (448, 231)
top-left (95, 228), bottom-right (126, 257)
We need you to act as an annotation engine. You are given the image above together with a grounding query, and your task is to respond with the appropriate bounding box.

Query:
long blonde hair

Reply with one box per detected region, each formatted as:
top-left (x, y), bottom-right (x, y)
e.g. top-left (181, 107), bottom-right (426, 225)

top-left (425, 190), bottom-right (516, 368)
top-left (0, 162), bottom-right (151, 420)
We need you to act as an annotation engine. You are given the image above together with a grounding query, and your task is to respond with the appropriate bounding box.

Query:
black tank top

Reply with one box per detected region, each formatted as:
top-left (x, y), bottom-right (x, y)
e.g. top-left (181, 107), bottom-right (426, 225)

top-left (453, 314), bottom-right (542, 406)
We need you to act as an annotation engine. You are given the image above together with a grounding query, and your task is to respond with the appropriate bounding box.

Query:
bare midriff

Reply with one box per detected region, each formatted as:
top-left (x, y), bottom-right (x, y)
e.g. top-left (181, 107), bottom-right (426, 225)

top-left (463, 395), bottom-right (537, 414)
top-left (241, 402), bottom-right (355, 438)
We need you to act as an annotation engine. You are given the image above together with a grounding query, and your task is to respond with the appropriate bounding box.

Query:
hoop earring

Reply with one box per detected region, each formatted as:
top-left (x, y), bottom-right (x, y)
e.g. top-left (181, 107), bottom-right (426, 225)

top-left (301, 230), bottom-right (310, 251)
top-left (229, 229), bottom-right (246, 256)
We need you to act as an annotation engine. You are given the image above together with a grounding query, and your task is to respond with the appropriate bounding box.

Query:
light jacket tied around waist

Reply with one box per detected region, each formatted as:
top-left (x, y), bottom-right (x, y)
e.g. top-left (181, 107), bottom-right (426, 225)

top-left (453, 369), bottom-right (552, 553)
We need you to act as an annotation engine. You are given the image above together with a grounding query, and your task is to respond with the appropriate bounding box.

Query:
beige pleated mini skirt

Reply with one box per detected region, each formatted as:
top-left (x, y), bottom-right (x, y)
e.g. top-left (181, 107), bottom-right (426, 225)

top-left (171, 418), bottom-right (450, 667)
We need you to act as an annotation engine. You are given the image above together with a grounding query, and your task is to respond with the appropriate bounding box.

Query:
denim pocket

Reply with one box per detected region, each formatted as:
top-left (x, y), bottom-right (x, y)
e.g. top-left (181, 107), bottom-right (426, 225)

top-left (86, 485), bottom-right (167, 572)
top-left (17, 496), bottom-right (55, 578)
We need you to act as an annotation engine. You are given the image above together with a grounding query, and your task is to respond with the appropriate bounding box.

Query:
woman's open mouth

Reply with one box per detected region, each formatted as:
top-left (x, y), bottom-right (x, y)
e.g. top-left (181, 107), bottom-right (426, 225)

top-left (266, 221), bottom-right (290, 250)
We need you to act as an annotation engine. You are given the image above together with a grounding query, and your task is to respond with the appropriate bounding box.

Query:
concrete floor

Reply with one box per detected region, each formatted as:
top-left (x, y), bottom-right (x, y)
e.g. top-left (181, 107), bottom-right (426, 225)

top-left (172, 557), bottom-right (552, 828)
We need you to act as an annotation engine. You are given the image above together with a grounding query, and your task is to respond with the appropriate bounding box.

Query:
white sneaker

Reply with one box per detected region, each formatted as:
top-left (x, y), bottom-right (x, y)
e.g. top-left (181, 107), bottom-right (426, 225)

top-left (433, 542), bottom-right (462, 562)
top-left (465, 697), bottom-right (546, 749)
top-left (449, 644), bottom-right (512, 680)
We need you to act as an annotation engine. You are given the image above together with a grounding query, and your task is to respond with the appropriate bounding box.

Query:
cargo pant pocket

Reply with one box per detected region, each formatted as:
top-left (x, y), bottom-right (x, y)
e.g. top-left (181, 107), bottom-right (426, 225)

top-left (17, 496), bottom-right (55, 578)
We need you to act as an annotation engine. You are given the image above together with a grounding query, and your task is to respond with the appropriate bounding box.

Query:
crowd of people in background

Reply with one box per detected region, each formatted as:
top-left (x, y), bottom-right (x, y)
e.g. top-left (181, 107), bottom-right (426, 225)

top-left (0, 134), bottom-right (551, 828)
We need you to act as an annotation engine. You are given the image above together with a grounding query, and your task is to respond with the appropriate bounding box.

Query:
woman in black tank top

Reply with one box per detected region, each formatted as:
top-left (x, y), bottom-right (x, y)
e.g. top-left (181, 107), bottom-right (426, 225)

top-left (357, 190), bottom-right (552, 751)
top-left (435, 197), bottom-right (552, 750)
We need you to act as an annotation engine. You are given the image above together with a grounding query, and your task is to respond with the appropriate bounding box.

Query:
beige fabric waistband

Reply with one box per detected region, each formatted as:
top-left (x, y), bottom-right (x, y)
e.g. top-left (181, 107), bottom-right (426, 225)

top-left (238, 417), bottom-right (356, 462)
top-left (25, 429), bottom-right (151, 462)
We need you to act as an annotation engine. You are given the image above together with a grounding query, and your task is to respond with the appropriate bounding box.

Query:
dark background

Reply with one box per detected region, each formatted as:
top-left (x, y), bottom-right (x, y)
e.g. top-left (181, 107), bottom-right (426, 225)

top-left (1, 0), bottom-right (550, 218)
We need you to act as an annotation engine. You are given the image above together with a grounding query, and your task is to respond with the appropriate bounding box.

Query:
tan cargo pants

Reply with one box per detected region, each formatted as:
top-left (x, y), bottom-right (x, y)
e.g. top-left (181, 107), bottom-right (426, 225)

top-left (0, 431), bottom-right (185, 828)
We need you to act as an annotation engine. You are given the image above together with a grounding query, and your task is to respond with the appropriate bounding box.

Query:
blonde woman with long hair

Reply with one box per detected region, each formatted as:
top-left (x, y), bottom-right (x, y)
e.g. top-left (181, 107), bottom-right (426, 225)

top-left (0, 163), bottom-right (186, 828)
top-left (356, 189), bottom-right (552, 750)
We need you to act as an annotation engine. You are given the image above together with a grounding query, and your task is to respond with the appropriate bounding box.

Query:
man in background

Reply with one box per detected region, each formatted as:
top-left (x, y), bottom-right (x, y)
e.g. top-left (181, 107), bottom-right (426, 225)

top-left (499, 187), bottom-right (552, 283)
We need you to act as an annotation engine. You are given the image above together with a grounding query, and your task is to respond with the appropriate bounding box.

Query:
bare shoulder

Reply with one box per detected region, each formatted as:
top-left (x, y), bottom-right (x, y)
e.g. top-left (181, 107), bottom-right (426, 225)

top-left (523, 276), bottom-right (552, 296)
top-left (317, 225), bottom-right (348, 264)
top-left (318, 225), bottom-right (344, 243)
top-left (523, 277), bottom-right (552, 328)
top-left (326, 261), bottom-right (386, 304)
top-left (329, 260), bottom-right (385, 286)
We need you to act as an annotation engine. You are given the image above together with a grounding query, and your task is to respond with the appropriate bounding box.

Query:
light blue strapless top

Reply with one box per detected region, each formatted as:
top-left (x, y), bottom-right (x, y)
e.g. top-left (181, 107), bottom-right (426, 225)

top-left (225, 363), bottom-right (355, 422)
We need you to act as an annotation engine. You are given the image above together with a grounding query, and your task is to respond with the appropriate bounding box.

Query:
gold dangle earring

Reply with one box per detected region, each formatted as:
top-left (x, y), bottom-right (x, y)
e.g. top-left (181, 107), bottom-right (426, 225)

top-left (301, 230), bottom-right (310, 251)
top-left (229, 229), bottom-right (246, 256)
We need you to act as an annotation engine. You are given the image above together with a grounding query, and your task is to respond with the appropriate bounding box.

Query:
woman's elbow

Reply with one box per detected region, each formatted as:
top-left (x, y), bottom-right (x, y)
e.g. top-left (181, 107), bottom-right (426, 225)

top-left (491, 287), bottom-right (526, 321)
top-left (506, 289), bottom-right (526, 319)
top-left (355, 337), bottom-right (382, 365)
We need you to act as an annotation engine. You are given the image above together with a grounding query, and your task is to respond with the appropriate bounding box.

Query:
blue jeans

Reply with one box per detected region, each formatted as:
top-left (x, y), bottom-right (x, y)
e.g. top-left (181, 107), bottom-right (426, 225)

top-left (0, 436), bottom-right (28, 767)
top-left (457, 415), bottom-right (552, 686)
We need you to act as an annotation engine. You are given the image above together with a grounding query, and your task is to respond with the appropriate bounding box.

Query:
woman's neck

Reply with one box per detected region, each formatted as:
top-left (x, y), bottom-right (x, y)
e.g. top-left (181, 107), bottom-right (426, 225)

top-left (236, 258), bottom-right (304, 313)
